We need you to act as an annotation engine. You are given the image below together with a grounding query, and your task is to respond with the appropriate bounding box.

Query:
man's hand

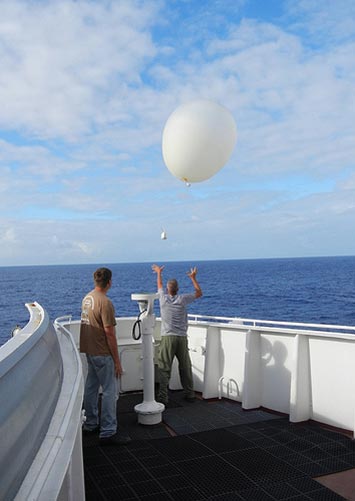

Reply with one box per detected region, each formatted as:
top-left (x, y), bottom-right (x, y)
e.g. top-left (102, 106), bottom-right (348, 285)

top-left (105, 326), bottom-right (122, 377)
top-left (114, 360), bottom-right (123, 378)
top-left (152, 264), bottom-right (164, 274)
top-left (187, 267), bottom-right (202, 298)
top-left (152, 264), bottom-right (164, 289)
top-left (187, 266), bottom-right (198, 279)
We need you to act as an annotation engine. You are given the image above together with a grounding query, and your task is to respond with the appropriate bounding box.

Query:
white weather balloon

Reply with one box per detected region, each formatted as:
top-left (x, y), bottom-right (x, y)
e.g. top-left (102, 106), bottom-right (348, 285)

top-left (162, 100), bottom-right (237, 183)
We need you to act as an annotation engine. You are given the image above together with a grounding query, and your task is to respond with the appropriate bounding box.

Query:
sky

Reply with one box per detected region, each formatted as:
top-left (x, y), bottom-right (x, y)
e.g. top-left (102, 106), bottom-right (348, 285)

top-left (0, 0), bottom-right (354, 266)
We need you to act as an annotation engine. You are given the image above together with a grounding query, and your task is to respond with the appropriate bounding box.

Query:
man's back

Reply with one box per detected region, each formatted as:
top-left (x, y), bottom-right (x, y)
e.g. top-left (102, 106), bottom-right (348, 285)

top-left (80, 288), bottom-right (116, 355)
top-left (158, 289), bottom-right (195, 336)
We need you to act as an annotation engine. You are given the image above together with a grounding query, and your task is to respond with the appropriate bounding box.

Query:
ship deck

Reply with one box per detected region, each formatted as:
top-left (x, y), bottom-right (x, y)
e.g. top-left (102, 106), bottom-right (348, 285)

top-left (83, 391), bottom-right (355, 500)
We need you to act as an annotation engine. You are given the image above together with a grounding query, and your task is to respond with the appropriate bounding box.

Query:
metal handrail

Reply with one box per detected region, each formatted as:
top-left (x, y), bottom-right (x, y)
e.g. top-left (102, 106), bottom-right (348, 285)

top-left (187, 313), bottom-right (355, 334)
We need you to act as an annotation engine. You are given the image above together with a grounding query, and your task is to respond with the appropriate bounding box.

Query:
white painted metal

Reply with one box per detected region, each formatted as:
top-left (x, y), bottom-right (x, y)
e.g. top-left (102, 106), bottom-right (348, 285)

top-left (120, 348), bottom-right (143, 391)
top-left (58, 314), bottom-right (355, 437)
top-left (203, 326), bottom-right (221, 398)
top-left (308, 337), bottom-right (355, 431)
top-left (219, 327), bottom-right (246, 401)
top-left (290, 334), bottom-right (312, 422)
top-left (131, 293), bottom-right (164, 424)
top-left (243, 330), bottom-right (261, 409)
top-left (219, 377), bottom-right (239, 399)
top-left (0, 304), bottom-right (84, 501)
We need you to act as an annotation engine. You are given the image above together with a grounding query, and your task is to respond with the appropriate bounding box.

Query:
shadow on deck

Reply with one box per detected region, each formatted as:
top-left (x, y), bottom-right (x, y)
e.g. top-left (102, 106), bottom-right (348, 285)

top-left (83, 391), bottom-right (355, 500)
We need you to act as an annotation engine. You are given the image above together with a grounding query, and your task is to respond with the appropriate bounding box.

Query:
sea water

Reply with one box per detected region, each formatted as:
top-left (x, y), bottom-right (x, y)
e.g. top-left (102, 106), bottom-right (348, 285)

top-left (1, 256), bottom-right (355, 346)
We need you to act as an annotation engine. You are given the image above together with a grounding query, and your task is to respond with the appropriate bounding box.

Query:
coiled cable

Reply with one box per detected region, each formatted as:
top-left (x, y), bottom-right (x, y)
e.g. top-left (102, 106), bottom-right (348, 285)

top-left (132, 308), bottom-right (147, 340)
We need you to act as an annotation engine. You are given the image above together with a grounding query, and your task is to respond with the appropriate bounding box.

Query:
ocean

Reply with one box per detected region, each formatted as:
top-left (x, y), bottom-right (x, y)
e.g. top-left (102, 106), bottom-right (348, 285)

top-left (1, 256), bottom-right (355, 346)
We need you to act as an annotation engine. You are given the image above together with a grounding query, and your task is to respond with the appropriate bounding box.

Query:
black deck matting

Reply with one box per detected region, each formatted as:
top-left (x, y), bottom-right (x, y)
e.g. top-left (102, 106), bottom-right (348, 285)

top-left (83, 391), bottom-right (354, 500)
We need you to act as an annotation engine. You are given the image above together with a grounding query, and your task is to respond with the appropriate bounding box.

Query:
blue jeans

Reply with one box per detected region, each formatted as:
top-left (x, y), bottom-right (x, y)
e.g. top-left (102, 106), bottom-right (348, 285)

top-left (84, 355), bottom-right (118, 438)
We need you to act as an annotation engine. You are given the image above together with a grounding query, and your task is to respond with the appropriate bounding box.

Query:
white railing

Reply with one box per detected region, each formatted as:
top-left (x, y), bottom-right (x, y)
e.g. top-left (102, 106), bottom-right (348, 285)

top-left (57, 314), bottom-right (355, 437)
top-left (184, 315), bottom-right (355, 436)
top-left (188, 313), bottom-right (355, 334)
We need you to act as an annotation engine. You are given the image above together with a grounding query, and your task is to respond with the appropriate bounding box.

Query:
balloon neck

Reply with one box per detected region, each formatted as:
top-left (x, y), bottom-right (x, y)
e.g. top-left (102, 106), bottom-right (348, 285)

top-left (182, 177), bottom-right (191, 187)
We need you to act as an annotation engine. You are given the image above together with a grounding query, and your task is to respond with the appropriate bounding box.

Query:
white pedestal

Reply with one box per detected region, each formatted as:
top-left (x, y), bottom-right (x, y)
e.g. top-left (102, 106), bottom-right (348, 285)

top-left (131, 292), bottom-right (164, 425)
top-left (134, 401), bottom-right (165, 425)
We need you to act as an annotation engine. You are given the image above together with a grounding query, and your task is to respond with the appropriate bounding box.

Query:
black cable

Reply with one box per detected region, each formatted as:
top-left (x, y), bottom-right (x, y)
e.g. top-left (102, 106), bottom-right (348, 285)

top-left (132, 309), bottom-right (147, 340)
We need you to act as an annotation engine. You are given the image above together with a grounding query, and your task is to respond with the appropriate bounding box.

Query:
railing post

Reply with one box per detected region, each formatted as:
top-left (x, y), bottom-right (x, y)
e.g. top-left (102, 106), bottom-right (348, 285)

top-left (202, 326), bottom-right (221, 399)
top-left (242, 330), bottom-right (261, 409)
top-left (290, 334), bottom-right (312, 422)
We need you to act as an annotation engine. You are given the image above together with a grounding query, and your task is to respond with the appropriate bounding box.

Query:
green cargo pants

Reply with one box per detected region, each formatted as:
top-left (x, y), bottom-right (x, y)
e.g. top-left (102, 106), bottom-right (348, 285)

top-left (157, 335), bottom-right (194, 404)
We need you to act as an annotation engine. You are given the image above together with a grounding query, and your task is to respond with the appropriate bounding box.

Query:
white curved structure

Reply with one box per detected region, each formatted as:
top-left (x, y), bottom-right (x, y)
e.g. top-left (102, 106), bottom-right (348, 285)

top-left (0, 303), bottom-right (84, 501)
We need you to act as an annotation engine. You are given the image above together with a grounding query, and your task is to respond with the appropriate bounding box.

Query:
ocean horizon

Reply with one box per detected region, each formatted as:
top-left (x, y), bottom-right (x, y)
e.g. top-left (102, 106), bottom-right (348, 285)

top-left (1, 255), bottom-right (355, 346)
top-left (1, 253), bottom-right (354, 268)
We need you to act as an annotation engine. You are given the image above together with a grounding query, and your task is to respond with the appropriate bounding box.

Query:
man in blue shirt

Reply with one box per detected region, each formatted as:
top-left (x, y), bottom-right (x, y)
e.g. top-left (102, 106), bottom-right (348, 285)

top-left (152, 264), bottom-right (203, 405)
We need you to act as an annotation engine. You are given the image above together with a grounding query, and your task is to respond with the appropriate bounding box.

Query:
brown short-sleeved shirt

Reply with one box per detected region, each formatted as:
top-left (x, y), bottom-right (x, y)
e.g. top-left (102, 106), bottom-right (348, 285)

top-left (79, 289), bottom-right (117, 355)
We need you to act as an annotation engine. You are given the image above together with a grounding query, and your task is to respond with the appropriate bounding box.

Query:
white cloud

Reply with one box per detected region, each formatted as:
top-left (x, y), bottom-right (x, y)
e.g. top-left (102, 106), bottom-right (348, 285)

top-left (286, 0), bottom-right (355, 44)
top-left (0, 0), bottom-right (158, 138)
top-left (1, 227), bottom-right (17, 243)
top-left (0, 0), bottom-right (354, 265)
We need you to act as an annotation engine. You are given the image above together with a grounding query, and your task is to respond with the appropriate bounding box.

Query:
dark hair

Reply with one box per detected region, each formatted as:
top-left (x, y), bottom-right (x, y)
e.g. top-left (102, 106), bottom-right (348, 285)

top-left (93, 267), bottom-right (112, 288)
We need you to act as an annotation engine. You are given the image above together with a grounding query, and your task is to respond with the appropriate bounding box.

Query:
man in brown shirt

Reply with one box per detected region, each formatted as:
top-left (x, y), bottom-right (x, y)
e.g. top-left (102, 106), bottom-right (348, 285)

top-left (80, 267), bottom-right (130, 446)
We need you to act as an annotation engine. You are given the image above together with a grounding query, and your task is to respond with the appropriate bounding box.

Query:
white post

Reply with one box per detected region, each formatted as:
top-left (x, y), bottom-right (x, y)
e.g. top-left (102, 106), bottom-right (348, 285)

top-left (131, 293), bottom-right (165, 425)
top-left (290, 334), bottom-right (312, 422)
top-left (140, 310), bottom-right (157, 404)
top-left (242, 330), bottom-right (261, 409)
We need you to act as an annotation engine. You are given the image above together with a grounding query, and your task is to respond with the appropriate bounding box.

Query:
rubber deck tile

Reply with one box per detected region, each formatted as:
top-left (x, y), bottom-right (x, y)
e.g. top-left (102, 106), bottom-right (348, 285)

top-left (237, 487), bottom-right (276, 500)
top-left (339, 452), bottom-right (355, 466)
top-left (306, 488), bottom-right (346, 500)
top-left (282, 452), bottom-right (314, 467)
top-left (261, 480), bottom-right (304, 499)
top-left (190, 428), bottom-right (255, 453)
top-left (82, 394), bottom-right (351, 500)
top-left (150, 435), bottom-right (214, 461)
top-left (301, 446), bottom-right (333, 461)
top-left (167, 486), bottom-right (207, 500)
top-left (287, 475), bottom-right (336, 493)
top-left (99, 484), bottom-right (137, 500)
top-left (295, 462), bottom-right (331, 476)
top-left (174, 455), bottom-right (254, 496)
top-left (130, 479), bottom-right (167, 497)
top-left (320, 442), bottom-right (352, 456)
top-left (317, 457), bottom-right (353, 474)
top-left (208, 493), bottom-right (243, 500)
top-left (146, 464), bottom-right (182, 478)
top-left (157, 473), bottom-right (193, 491)
top-left (221, 447), bottom-right (301, 482)
top-left (140, 493), bottom-right (175, 500)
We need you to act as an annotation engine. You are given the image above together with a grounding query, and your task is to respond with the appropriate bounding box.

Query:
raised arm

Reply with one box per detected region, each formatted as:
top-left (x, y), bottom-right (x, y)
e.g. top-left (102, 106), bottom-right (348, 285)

top-left (187, 267), bottom-right (203, 298)
top-left (152, 264), bottom-right (165, 290)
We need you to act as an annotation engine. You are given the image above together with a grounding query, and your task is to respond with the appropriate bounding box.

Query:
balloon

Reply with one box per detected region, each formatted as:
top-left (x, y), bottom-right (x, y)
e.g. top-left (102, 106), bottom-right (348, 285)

top-left (162, 100), bottom-right (237, 183)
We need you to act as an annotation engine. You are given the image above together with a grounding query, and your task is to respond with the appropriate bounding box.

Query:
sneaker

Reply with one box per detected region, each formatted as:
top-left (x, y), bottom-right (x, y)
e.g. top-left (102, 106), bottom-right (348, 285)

top-left (99, 433), bottom-right (132, 446)
top-left (82, 425), bottom-right (100, 436)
